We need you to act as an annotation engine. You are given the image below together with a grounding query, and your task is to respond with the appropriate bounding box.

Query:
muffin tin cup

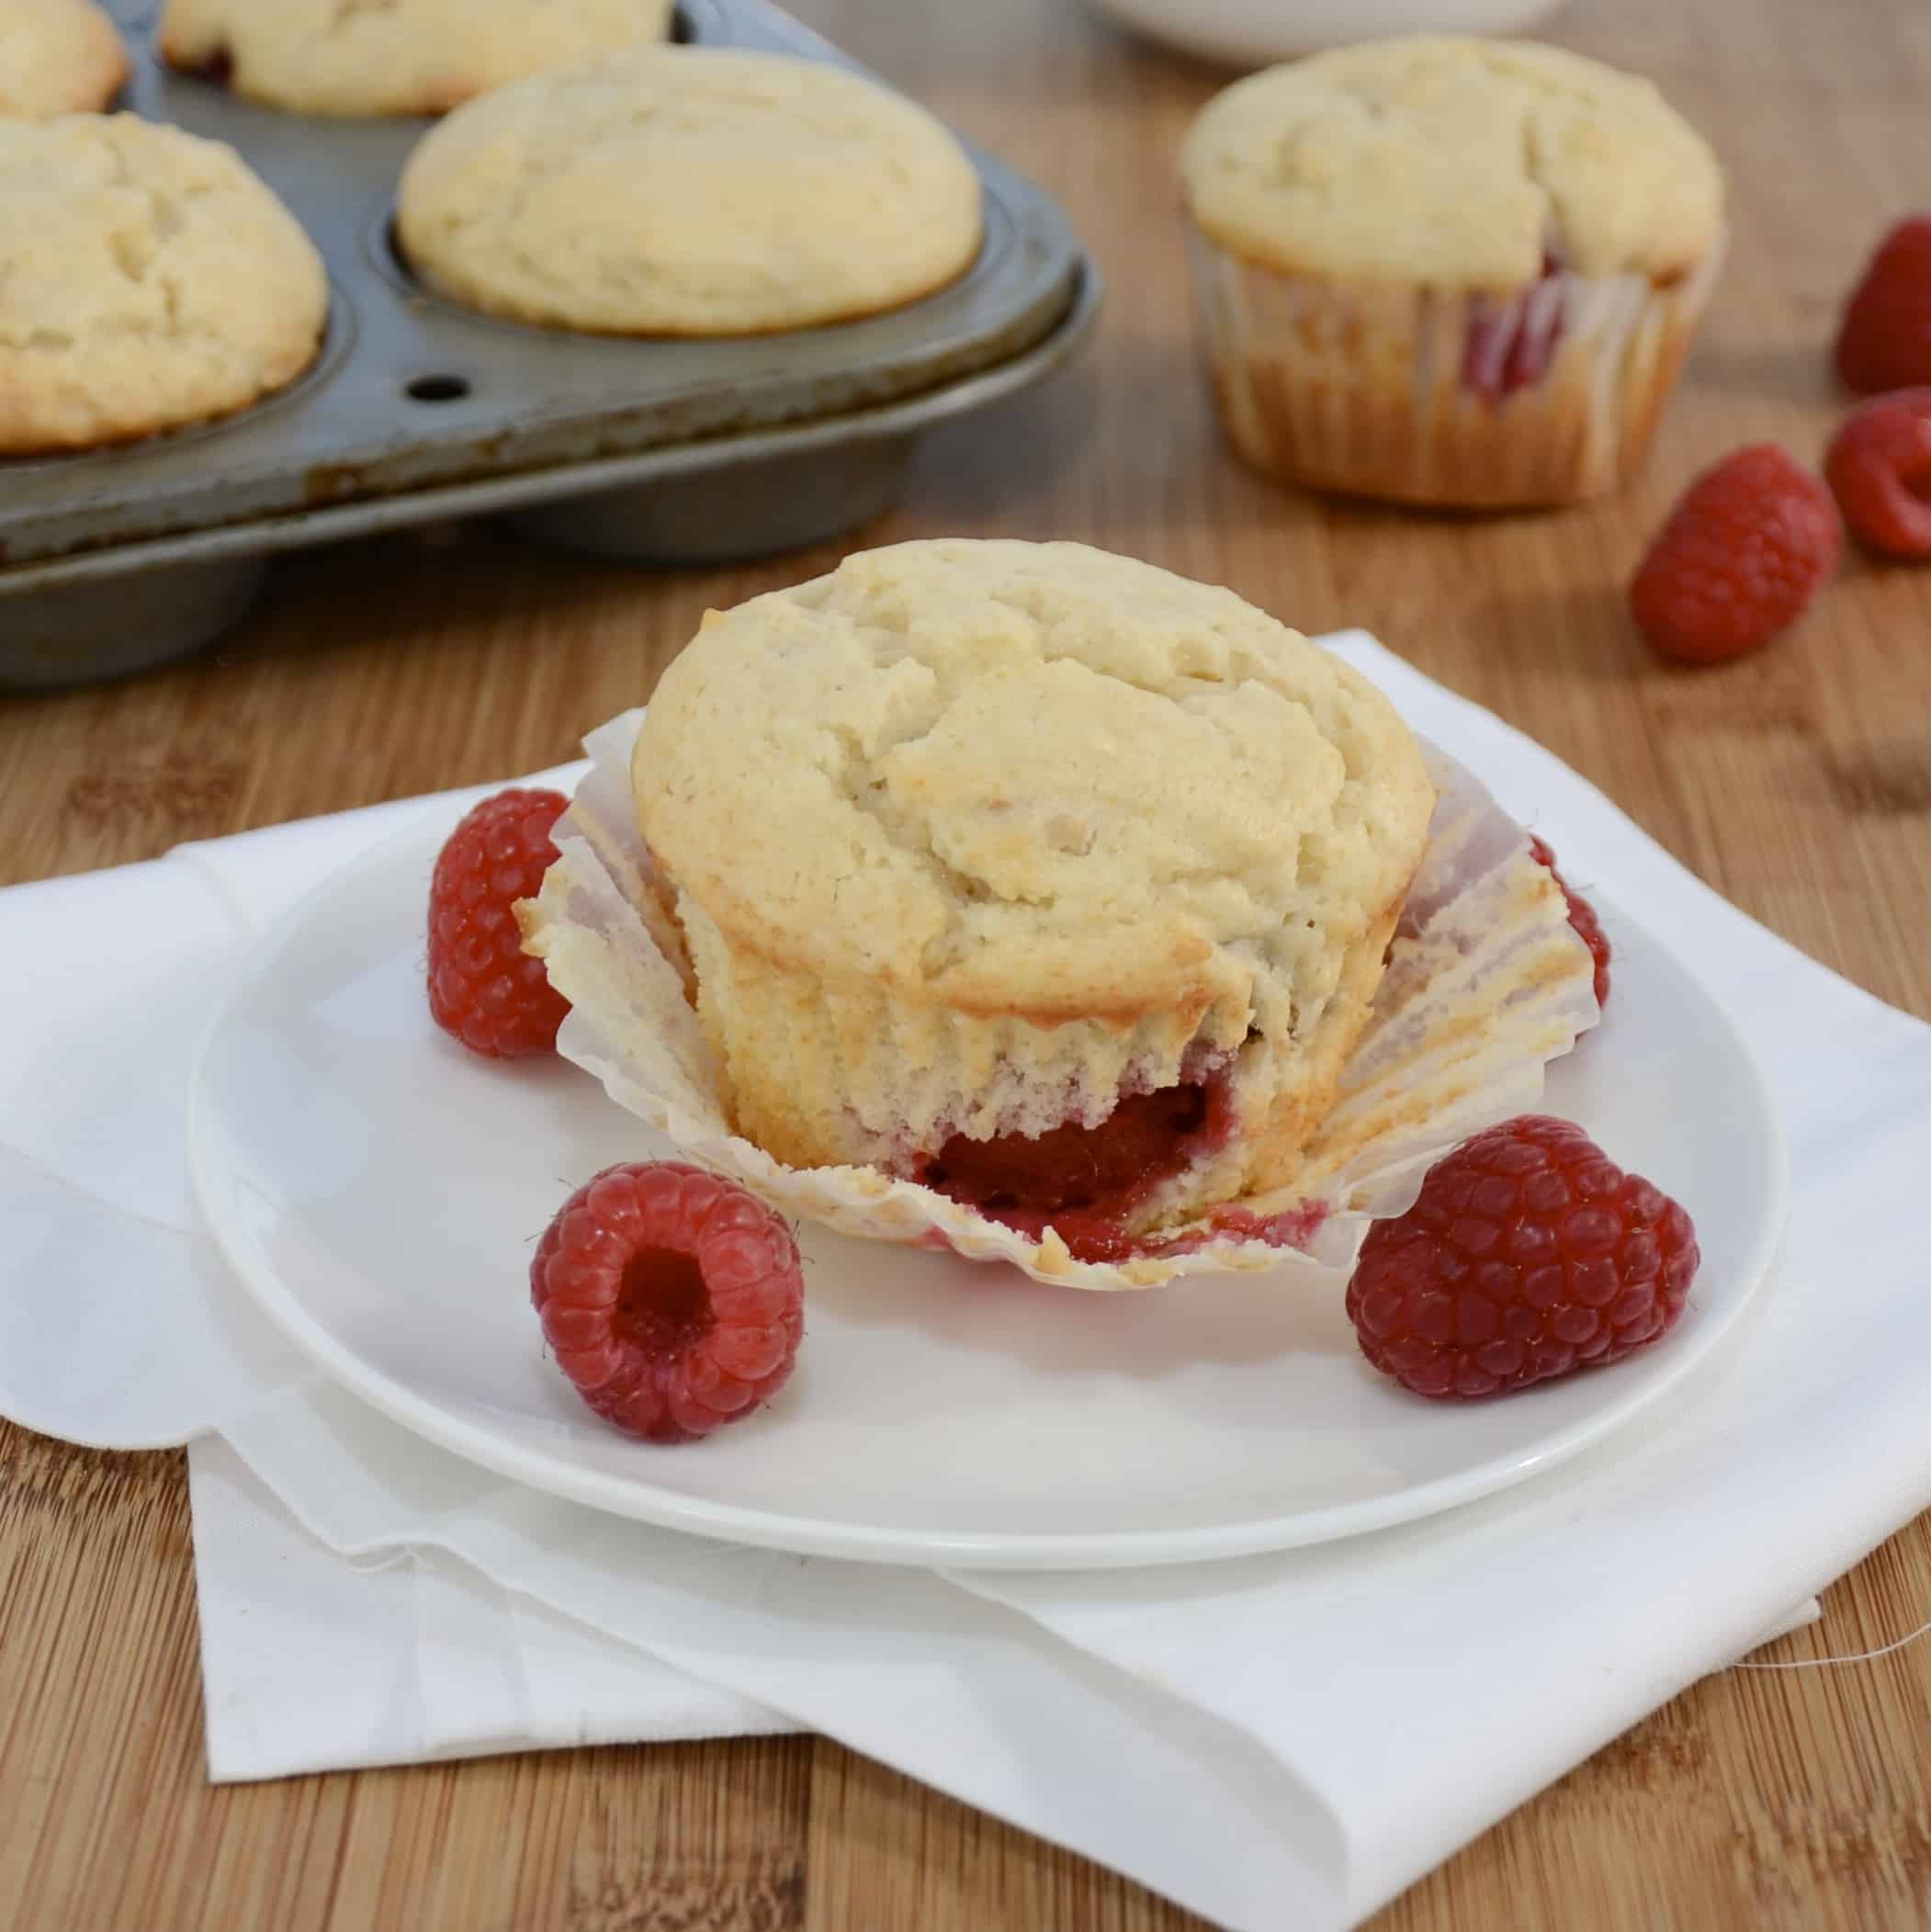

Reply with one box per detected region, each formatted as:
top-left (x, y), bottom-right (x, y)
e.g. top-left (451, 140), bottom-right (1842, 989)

top-left (0, 0), bottom-right (1097, 688)
top-left (522, 707), bottom-right (1603, 1293)
top-left (1186, 226), bottom-right (1725, 509)
top-left (0, 555), bottom-right (269, 692)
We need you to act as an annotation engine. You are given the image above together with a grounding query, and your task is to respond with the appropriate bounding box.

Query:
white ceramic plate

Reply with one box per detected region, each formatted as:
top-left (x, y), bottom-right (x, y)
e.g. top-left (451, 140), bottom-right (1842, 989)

top-left (188, 804), bottom-right (1787, 1570)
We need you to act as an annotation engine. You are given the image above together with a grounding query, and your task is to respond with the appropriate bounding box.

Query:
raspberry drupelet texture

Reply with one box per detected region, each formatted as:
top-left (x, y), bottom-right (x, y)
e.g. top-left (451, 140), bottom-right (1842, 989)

top-left (1835, 216), bottom-right (1931, 395)
top-left (1528, 835), bottom-right (1611, 1010)
top-left (530, 1161), bottom-right (805, 1443)
top-left (1346, 1115), bottom-right (1699, 1400)
top-left (1824, 389), bottom-right (1931, 558)
top-left (427, 786), bottom-right (570, 1057)
top-left (1629, 445), bottom-right (1842, 665)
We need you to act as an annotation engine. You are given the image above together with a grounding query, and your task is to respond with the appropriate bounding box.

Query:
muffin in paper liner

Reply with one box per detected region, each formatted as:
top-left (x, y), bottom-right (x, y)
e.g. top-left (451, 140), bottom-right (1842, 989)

top-left (1177, 36), bottom-right (1727, 512)
top-left (1187, 228), bottom-right (1726, 510)
top-left (521, 708), bottom-right (1599, 1291)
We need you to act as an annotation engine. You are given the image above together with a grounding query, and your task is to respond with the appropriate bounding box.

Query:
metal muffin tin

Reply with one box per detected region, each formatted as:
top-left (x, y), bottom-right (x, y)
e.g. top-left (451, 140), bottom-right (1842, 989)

top-left (0, 0), bottom-right (1098, 688)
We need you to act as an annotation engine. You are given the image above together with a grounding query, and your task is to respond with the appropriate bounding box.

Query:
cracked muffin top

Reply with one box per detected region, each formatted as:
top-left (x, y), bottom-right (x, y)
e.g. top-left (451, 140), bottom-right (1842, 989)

top-left (1181, 36), bottom-right (1723, 292)
top-left (0, 114), bottom-right (326, 453)
top-left (0, 0), bottom-right (129, 118)
top-left (635, 539), bottom-right (1435, 1039)
top-left (157, 0), bottom-right (673, 118)
top-left (396, 47), bottom-right (983, 337)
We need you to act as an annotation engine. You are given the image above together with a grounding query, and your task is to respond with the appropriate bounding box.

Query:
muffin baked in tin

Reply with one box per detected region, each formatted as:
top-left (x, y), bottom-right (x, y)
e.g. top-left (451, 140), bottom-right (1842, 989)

top-left (396, 46), bottom-right (985, 338)
top-left (0, 0), bottom-right (129, 117)
top-left (157, 0), bottom-right (675, 118)
top-left (0, 113), bottom-right (327, 454)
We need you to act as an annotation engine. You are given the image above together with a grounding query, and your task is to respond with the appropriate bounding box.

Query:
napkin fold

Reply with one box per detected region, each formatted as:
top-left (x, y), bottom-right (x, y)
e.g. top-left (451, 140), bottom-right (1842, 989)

top-left (4, 636), bottom-right (1924, 1932)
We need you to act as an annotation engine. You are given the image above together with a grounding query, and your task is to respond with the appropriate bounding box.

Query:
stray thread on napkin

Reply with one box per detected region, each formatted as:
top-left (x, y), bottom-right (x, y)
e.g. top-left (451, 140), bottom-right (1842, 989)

top-left (1737, 1610), bottom-right (1931, 1671)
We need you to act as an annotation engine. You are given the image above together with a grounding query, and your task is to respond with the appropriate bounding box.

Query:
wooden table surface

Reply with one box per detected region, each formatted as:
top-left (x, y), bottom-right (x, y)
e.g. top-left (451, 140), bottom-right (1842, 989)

top-left (6, 0), bottom-right (1930, 1925)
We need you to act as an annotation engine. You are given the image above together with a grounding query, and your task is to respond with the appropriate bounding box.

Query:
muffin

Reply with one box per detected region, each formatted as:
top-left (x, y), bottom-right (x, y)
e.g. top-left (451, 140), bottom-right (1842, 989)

top-left (1180, 37), bottom-right (1726, 508)
top-left (0, 0), bottom-right (128, 116)
top-left (396, 47), bottom-right (983, 337)
top-left (626, 539), bottom-right (1436, 1253)
top-left (0, 116), bottom-right (328, 454)
top-left (157, 0), bottom-right (674, 117)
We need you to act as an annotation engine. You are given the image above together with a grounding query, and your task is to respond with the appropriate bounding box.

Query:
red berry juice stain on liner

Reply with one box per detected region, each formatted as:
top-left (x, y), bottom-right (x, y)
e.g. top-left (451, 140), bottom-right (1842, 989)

top-left (1529, 835), bottom-right (1612, 1010)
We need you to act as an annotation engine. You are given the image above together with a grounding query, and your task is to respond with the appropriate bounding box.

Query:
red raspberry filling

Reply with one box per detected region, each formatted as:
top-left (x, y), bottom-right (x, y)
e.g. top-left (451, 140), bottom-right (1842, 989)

top-left (1462, 254), bottom-right (1565, 405)
top-left (916, 1073), bottom-right (1238, 1263)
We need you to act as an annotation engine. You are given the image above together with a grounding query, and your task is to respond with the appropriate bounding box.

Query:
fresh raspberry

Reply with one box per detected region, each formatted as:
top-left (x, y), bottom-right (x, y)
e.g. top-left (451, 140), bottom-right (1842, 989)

top-left (1824, 389), bottom-right (1931, 557)
top-left (1346, 1115), bottom-right (1698, 1400)
top-left (427, 786), bottom-right (570, 1057)
top-left (530, 1162), bottom-right (805, 1443)
top-left (1629, 445), bottom-right (1842, 664)
top-left (1835, 217), bottom-right (1931, 394)
top-left (1527, 835), bottom-right (1611, 1010)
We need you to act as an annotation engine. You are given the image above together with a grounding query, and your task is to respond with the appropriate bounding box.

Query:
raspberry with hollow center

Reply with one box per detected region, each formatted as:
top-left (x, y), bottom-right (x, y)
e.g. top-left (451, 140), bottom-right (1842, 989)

top-left (1629, 445), bottom-right (1842, 665)
top-left (530, 1162), bottom-right (805, 1443)
top-left (1346, 1115), bottom-right (1699, 1400)
top-left (1824, 388), bottom-right (1931, 557)
top-left (427, 786), bottom-right (570, 1058)
top-left (1835, 216), bottom-right (1931, 394)
top-left (1528, 835), bottom-right (1611, 1010)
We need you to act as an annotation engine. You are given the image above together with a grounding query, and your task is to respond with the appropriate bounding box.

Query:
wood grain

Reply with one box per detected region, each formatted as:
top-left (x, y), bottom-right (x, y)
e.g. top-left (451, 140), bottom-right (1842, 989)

top-left (3, 0), bottom-right (1928, 1925)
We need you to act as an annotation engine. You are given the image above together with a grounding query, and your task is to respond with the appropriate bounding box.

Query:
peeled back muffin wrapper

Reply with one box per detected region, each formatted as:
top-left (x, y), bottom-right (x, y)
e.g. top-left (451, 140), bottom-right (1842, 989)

top-left (525, 709), bottom-right (1600, 1291)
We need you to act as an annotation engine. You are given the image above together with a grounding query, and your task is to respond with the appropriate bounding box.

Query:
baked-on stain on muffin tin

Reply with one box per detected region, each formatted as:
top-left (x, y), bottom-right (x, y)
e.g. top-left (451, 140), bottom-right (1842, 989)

top-left (0, 0), bottom-right (1098, 689)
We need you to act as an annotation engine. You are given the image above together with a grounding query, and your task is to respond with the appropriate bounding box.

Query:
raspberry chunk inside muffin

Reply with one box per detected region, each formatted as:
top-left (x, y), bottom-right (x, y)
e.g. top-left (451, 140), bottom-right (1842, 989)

top-left (1462, 253), bottom-right (1566, 404)
top-left (917, 1069), bottom-right (1239, 1262)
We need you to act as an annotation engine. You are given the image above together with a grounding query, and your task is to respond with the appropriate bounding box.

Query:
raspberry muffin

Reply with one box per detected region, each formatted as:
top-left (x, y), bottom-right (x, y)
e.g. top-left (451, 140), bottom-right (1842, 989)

top-left (0, 115), bottom-right (327, 453)
top-left (1180, 37), bottom-right (1725, 508)
top-left (627, 539), bottom-right (1436, 1254)
top-left (0, 0), bottom-right (128, 116)
top-left (158, 0), bottom-right (673, 118)
top-left (397, 47), bottom-right (982, 337)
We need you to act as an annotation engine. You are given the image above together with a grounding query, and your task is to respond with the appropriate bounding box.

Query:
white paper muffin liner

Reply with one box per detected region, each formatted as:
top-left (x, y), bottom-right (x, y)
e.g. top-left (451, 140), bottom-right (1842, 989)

top-left (522, 709), bottom-right (1600, 1290)
top-left (1186, 226), bottom-right (1726, 508)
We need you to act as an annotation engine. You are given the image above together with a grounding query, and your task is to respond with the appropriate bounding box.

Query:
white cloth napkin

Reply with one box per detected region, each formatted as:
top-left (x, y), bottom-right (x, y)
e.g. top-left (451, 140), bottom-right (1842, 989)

top-left (4, 635), bottom-right (1922, 1932)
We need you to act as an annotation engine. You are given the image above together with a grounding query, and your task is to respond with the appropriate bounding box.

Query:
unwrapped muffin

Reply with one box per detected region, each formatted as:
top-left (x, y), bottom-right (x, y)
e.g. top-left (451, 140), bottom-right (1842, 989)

top-left (397, 47), bottom-right (983, 337)
top-left (622, 539), bottom-right (1435, 1251)
top-left (1180, 37), bottom-right (1726, 508)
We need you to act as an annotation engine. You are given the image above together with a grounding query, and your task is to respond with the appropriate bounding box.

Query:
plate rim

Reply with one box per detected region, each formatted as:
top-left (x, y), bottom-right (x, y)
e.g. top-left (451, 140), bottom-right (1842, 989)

top-left (186, 812), bottom-right (1791, 1571)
